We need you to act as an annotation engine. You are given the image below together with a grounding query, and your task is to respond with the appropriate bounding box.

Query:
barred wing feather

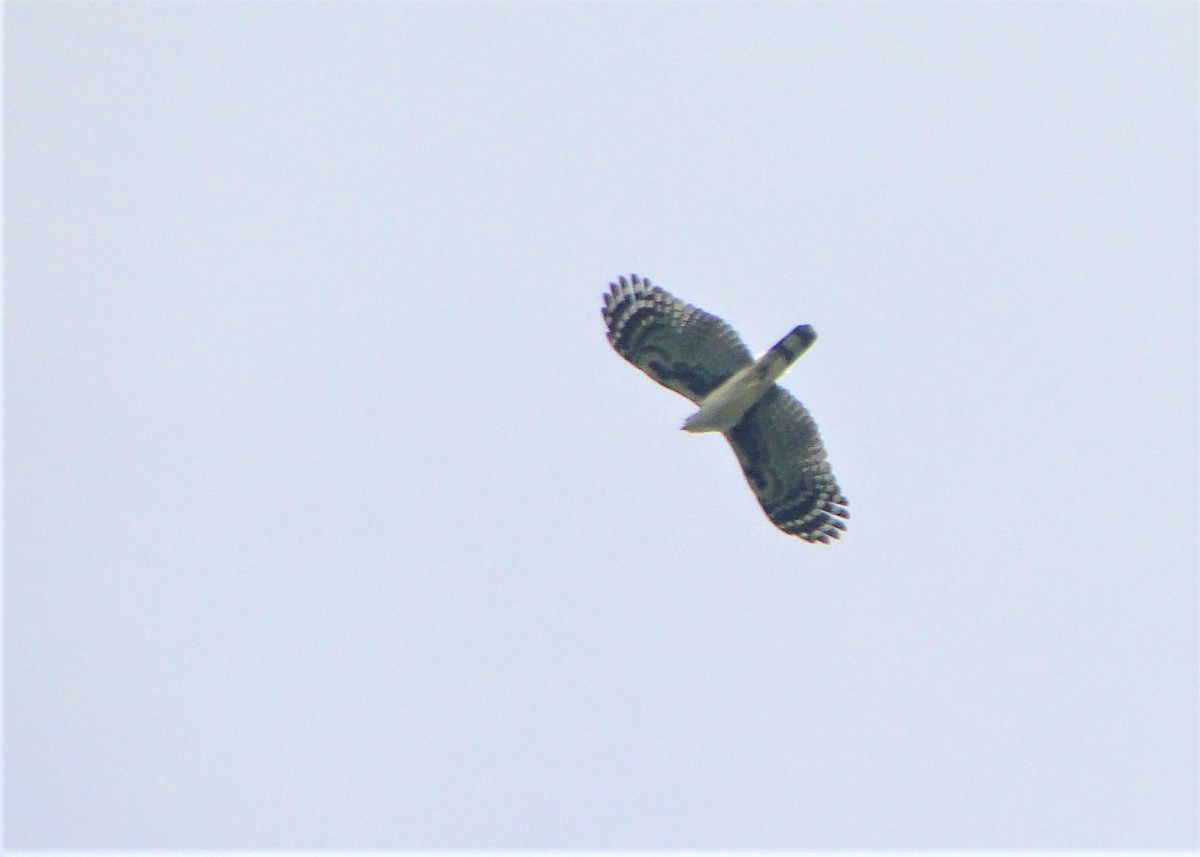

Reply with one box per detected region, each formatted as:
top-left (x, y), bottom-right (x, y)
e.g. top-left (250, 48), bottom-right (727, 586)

top-left (726, 386), bottom-right (849, 543)
top-left (602, 274), bottom-right (752, 403)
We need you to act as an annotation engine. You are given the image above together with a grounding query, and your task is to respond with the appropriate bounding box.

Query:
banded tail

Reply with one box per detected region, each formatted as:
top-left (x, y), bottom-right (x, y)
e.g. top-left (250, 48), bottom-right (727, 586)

top-left (757, 325), bottom-right (817, 384)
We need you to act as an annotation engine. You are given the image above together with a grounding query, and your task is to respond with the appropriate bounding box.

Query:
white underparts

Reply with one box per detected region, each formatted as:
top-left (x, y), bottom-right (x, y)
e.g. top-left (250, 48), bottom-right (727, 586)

top-left (682, 324), bottom-right (816, 433)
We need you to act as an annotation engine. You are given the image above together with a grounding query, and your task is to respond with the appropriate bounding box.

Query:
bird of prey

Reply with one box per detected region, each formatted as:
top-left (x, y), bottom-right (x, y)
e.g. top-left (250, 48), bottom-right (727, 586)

top-left (602, 274), bottom-right (848, 543)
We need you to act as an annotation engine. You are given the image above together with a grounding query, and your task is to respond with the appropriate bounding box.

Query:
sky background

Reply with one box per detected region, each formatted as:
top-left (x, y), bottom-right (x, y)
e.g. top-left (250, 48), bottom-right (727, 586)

top-left (5, 0), bottom-right (1197, 850)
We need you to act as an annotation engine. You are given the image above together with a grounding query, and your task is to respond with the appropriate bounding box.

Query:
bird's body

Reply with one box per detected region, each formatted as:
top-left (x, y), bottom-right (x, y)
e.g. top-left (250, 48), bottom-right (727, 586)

top-left (682, 324), bottom-right (816, 433)
top-left (602, 274), bottom-right (848, 543)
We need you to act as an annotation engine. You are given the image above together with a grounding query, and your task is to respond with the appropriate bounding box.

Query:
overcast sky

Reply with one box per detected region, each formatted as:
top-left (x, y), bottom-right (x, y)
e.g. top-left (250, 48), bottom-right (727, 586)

top-left (5, 1), bottom-right (1197, 850)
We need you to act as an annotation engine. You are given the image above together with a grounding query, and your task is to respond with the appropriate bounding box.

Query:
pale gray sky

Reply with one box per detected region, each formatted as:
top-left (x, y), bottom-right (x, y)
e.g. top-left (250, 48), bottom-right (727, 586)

top-left (5, 0), bottom-right (1197, 849)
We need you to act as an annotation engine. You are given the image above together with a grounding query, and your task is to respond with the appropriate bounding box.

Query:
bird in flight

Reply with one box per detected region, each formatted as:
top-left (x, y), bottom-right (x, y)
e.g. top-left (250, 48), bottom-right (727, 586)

top-left (602, 274), bottom-right (848, 543)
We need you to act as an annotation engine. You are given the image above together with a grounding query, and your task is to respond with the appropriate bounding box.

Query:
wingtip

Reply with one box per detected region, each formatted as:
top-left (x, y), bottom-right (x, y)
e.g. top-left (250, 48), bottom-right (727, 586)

top-left (603, 273), bottom-right (656, 316)
top-left (608, 273), bottom-right (650, 290)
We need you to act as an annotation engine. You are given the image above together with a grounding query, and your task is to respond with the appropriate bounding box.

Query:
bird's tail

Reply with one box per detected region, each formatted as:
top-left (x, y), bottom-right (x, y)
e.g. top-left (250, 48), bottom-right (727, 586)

top-left (755, 325), bottom-right (816, 385)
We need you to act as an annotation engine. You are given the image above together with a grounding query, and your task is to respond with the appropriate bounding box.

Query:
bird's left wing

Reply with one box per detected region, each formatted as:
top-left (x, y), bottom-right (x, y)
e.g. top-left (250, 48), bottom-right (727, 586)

top-left (725, 386), bottom-right (849, 542)
top-left (602, 274), bottom-right (753, 403)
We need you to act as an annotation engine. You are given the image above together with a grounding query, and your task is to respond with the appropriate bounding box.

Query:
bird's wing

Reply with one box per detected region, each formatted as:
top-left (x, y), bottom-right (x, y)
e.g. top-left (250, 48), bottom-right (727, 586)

top-left (602, 274), bottom-right (753, 404)
top-left (725, 385), bottom-right (849, 542)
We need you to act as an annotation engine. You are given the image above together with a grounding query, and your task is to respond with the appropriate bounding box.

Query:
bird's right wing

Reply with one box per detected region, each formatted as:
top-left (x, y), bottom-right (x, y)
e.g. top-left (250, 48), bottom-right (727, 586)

top-left (725, 386), bottom-right (849, 542)
top-left (602, 274), bottom-right (753, 403)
